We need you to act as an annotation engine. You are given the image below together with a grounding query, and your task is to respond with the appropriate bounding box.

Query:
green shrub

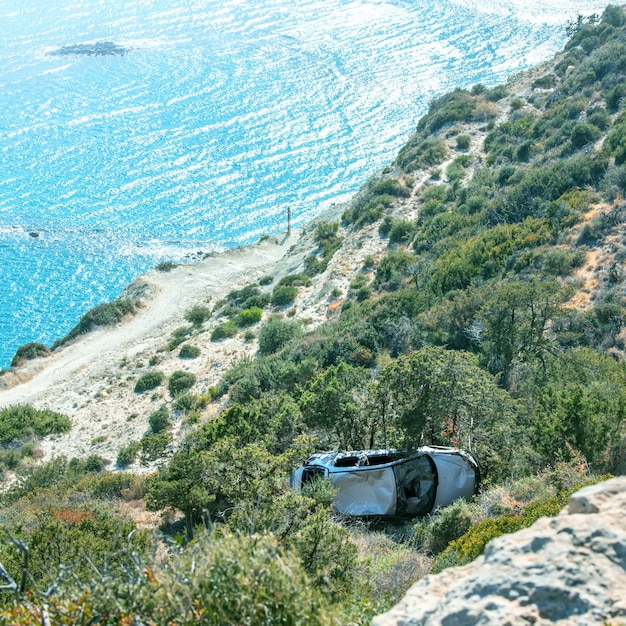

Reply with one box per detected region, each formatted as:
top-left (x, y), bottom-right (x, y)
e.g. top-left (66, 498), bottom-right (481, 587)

top-left (53, 299), bottom-right (135, 348)
top-left (456, 134), bottom-right (471, 150)
top-left (370, 179), bottom-right (411, 198)
top-left (211, 321), bottom-right (239, 341)
top-left (164, 325), bottom-right (193, 351)
top-left (570, 122), bottom-right (600, 148)
top-left (396, 137), bottom-right (448, 172)
top-left (83, 471), bottom-right (144, 500)
top-left (602, 4), bottom-right (625, 26)
top-left (431, 516), bottom-right (520, 573)
top-left (236, 307), bottom-right (263, 327)
top-left (134, 371), bottom-right (164, 393)
top-left (149, 531), bottom-right (332, 624)
top-left (69, 454), bottom-right (108, 473)
top-left (179, 344), bottom-right (201, 359)
top-left (168, 371), bottom-right (196, 397)
top-left (315, 221), bottom-right (340, 243)
top-left (185, 305), bottom-right (212, 326)
top-left (139, 432), bottom-right (172, 464)
top-left (259, 275), bottom-right (274, 286)
top-left (241, 293), bottom-right (271, 309)
top-left (485, 85), bottom-right (508, 102)
top-left (379, 215), bottom-right (394, 237)
top-left (10, 342), bottom-right (50, 367)
top-left (116, 442), bottom-right (140, 468)
top-left (258, 317), bottom-right (302, 355)
top-left (277, 274), bottom-right (312, 288)
top-left (226, 284), bottom-right (261, 305)
top-left (532, 74), bottom-right (556, 89)
top-left (148, 405), bottom-right (170, 433)
top-left (271, 285), bottom-right (298, 306)
top-left (431, 477), bottom-right (610, 574)
top-left (0, 507), bottom-right (152, 595)
top-left (422, 500), bottom-right (480, 555)
top-left (389, 219), bottom-right (416, 244)
top-left (0, 405), bottom-right (71, 445)
top-left (173, 393), bottom-right (203, 413)
top-left (418, 89), bottom-right (498, 133)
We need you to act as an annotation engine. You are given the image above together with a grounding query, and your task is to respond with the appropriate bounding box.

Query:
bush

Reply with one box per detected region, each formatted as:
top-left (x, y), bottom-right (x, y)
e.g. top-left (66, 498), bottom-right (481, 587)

top-left (389, 219), bottom-right (416, 244)
top-left (532, 74), bottom-right (556, 89)
top-left (116, 442), bottom-right (140, 468)
top-left (370, 179), bottom-right (411, 198)
top-left (0, 405), bottom-right (71, 445)
top-left (53, 299), bottom-right (135, 348)
top-left (422, 500), bottom-right (480, 555)
top-left (81, 471), bottom-right (144, 500)
top-left (430, 516), bottom-right (520, 573)
top-left (277, 274), bottom-right (311, 288)
top-left (139, 432), bottom-right (172, 464)
top-left (235, 307), bottom-right (263, 327)
top-left (148, 405), bottom-right (170, 433)
top-left (151, 531), bottom-right (332, 624)
top-left (211, 321), bottom-right (239, 341)
top-left (168, 371), bottom-right (196, 397)
top-left (396, 137), bottom-right (448, 172)
top-left (570, 122), bottom-right (600, 148)
top-left (178, 344), bottom-right (201, 359)
top-left (185, 305), bottom-right (212, 326)
top-left (134, 371), bottom-right (164, 393)
top-left (10, 342), bottom-right (50, 367)
top-left (242, 293), bottom-right (271, 310)
top-left (271, 285), bottom-right (298, 306)
top-left (431, 477), bottom-right (609, 574)
top-left (602, 4), bottom-right (625, 26)
top-left (258, 317), bottom-right (302, 355)
top-left (259, 275), bottom-right (274, 286)
top-left (456, 134), bottom-right (471, 150)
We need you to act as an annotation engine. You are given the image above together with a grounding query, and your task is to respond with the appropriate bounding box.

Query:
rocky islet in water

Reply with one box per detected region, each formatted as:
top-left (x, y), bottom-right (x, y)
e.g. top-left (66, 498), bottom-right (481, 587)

top-left (50, 41), bottom-right (128, 56)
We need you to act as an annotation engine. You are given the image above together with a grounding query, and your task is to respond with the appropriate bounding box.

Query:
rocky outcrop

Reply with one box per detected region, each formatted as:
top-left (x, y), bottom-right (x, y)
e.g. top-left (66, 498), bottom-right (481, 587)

top-left (373, 477), bottom-right (626, 626)
top-left (50, 42), bottom-right (128, 56)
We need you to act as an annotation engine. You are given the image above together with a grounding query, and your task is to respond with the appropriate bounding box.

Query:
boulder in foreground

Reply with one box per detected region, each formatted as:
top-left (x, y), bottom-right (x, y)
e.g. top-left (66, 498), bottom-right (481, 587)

top-left (373, 476), bottom-right (626, 626)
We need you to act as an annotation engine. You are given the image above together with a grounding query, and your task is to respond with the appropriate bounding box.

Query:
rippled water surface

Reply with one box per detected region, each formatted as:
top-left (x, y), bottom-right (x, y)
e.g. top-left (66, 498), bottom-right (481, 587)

top-left (0, 0), bottom-right (607, 368)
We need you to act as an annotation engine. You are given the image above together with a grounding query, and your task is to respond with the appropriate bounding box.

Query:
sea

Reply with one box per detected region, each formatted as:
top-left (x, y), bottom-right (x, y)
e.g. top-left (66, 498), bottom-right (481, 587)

top-left (0, 0), bottom-right (608, 370)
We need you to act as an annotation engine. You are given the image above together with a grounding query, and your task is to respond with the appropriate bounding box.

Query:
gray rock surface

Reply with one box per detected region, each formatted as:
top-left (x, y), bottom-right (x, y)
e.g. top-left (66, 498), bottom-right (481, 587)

top-left (373, 477), bottom-right (626, 626)
top-left (51, 42), bottom-right (128, 56)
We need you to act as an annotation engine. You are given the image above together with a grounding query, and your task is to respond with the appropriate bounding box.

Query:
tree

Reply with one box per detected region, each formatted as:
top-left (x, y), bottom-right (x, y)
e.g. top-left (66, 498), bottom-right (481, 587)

top-left (519, 348), bottom-right (626, 472)
top-left (472, 278), bottom-right (571, 383)
top-left (376, 347), bottom-right (524, 480)
top-left (298, 363), bottom-right (370, 449)
top-left (145, 446), bottom-right (214, 541)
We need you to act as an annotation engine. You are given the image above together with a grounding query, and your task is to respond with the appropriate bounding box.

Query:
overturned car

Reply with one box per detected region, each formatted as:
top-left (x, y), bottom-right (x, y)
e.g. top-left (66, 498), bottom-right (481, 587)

top-left (291, 446), bottom-right (480, 518)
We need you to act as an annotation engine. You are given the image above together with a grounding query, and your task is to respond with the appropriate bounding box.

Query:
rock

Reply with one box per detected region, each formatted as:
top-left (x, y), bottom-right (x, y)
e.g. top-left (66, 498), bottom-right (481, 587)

top-left (373, 477), bottom-right (626, 626)
top-left (50, 41), bottom-right (128, 56)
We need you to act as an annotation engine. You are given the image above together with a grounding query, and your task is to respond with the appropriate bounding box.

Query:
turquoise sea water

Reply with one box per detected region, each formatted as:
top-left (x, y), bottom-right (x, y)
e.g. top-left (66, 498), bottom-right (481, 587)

top-left (0, 0), bottom-right (607, 369)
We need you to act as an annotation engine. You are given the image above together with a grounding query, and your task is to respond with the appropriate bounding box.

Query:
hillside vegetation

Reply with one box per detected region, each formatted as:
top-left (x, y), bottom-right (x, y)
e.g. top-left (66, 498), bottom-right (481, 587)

top-left (1, 6), bottom-right (626, 624)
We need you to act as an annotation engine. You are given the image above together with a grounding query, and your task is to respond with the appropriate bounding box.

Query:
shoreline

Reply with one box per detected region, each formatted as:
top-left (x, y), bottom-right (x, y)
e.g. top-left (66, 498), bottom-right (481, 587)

top-left (0, 228), bottom-right (306, 462)
top-left (0, 197), bottom-right (354, 466)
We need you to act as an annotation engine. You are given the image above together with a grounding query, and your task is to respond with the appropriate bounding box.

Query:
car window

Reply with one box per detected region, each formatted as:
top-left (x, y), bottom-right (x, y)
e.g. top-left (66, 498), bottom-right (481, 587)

top-left (393, 454), bottom-right (437, 517)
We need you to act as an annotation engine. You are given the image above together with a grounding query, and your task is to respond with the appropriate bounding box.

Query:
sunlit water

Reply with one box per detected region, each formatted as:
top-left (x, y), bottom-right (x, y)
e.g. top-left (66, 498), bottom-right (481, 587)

top-left (0, 0), bottom-right (607, 369)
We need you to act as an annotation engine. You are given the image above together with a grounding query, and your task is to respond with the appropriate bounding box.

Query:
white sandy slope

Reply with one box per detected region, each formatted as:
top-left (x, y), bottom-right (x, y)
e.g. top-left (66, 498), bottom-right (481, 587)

top-left (0, 232), bottom-right (304, 465)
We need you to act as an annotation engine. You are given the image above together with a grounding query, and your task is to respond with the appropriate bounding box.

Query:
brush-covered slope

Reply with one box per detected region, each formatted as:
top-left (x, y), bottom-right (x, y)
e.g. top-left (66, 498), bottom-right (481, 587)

top-left (0, 5), bottom-right (625, 625)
